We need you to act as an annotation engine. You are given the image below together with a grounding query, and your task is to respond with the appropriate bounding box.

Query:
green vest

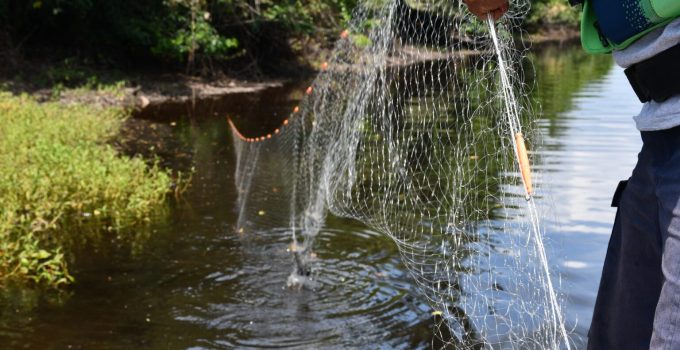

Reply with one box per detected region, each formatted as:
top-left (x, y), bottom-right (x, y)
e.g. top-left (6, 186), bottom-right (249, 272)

top-left (581, 0), bottom-right (680, 54)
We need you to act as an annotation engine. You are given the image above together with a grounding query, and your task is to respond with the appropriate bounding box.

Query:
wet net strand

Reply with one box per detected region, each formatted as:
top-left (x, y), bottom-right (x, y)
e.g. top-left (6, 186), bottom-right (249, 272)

top-left (230, 1), bottom-right (571, 348)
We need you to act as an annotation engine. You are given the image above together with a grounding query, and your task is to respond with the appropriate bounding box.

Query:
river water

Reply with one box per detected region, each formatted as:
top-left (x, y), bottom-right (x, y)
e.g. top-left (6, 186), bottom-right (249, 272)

top-left (0, 45), bottom-right (643, 349)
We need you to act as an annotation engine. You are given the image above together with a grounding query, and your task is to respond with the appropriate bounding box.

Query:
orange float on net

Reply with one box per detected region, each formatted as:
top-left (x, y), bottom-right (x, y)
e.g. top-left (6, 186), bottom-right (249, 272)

top-left (267, 134), bottom-right (272, 139)
top-left (293, 106), bottom-right (300, 113)
top-left (274, 128), bottom-right (280, 134)
top-left (283, 119), bottom-right (289, 125)
top-left (321, 62), bottom-right (329, 71)
top-left (306, 86), bottom-right (313, 95)
top-left (340, 29), bottom-right (349, 39)
top-left (515, 132), bottom-right (533, 198)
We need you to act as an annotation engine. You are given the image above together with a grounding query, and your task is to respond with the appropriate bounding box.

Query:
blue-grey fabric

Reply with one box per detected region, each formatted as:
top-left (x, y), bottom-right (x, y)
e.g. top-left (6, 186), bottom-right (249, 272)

top-left (588, 125), bottom-right (680, 349)
top-left (593, 0), bottom-right (655, 45)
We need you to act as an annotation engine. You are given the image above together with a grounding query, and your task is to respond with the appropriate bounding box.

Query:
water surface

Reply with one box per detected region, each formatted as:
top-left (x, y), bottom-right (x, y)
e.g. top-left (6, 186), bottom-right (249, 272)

top-left (0, 45), bottom-right (643, 349)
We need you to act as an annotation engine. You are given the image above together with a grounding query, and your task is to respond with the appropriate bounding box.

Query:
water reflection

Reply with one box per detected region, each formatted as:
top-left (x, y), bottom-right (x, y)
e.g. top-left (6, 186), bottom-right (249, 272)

top-left (0, 45), bottom-right (640, 349)
top-left (531, 46), bottom-right (641, 348)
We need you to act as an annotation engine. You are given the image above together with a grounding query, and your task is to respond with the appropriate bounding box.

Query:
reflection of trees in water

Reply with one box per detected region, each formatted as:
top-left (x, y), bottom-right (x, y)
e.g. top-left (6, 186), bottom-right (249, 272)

top-left (230, 47), bottom-right (602, 345)
top-left (344, 41), bottom-right (606, 349)
top-left (527, 47), bottom-right (613, 137)
top-left (232, 0), bottom-right (599, 345)
top-left (335, 50), bottom-right (521, 345)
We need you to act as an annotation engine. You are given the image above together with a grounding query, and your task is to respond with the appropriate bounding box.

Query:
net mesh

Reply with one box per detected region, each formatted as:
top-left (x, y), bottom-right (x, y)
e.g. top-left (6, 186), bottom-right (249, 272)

top-left (229, 0), bottom-right (571, 348)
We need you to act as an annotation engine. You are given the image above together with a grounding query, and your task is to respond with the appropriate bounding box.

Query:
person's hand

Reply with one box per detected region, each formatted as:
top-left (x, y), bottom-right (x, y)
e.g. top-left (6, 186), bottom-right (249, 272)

top-left (462, 0), bottom-right (509, 21)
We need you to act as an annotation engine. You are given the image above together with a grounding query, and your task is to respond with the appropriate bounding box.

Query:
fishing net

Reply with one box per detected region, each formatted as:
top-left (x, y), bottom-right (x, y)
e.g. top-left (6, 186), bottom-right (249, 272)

top-left (229, 0), bottom-right (571, 348)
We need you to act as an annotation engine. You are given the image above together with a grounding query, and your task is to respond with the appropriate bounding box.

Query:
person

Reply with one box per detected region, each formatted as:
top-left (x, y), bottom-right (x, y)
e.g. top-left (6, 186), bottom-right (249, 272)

top-left (461, 0), bottom-right (680, 348)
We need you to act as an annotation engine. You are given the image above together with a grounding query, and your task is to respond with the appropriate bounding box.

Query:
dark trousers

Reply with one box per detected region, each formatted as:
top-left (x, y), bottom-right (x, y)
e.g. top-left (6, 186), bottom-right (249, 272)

top-left (588, 125), bottom-right (680, 349)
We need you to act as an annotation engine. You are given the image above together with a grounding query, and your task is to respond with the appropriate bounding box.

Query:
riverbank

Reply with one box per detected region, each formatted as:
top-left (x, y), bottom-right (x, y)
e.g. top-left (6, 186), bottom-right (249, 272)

top-left (0, 28), bottom-right (581, 117)
top-left (1, 0), bottom-right (581, 114)
top-left (527, 24), bottom-right (580, 47)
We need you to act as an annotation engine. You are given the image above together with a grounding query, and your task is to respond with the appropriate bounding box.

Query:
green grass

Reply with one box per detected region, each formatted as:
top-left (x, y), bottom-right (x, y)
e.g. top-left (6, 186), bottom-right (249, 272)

top-left (0, 93), bottom-right (173, 287)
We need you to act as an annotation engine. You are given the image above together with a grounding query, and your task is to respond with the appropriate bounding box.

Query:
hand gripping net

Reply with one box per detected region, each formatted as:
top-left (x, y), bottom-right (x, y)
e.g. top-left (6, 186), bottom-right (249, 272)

top-left (229, 0), bottom-right (571, 348)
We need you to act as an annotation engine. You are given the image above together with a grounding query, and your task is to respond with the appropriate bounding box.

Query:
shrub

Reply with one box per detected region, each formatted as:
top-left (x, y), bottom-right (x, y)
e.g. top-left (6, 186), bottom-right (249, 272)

top-left (526, 0), bottom-right (580, 29)
top-left (0, 93), bottom-right (173, 287)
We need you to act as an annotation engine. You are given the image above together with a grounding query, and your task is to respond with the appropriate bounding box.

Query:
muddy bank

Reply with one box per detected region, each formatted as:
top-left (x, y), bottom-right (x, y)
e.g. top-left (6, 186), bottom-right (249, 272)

top-left (128, 76), bottom-right (290, 120)
top-left (2, 30), bottom-right (581, 119)
top-left (128, 32), bottom-right (581, 120)
top-left (4, 74), bottom-right (290, 112)
top-left (527, 25), bottom-right (581, 48)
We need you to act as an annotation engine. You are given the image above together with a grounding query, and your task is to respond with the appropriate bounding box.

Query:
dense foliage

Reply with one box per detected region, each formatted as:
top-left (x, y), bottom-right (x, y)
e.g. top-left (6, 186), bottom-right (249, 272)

top-left (1, 0), bottom-right (358, 73)
top-left (1, 0), bottom-right (576, 74)
top-left (0, 94), bottom-right (173, 286)
top-left (526, 0), bottom-right (579, 30)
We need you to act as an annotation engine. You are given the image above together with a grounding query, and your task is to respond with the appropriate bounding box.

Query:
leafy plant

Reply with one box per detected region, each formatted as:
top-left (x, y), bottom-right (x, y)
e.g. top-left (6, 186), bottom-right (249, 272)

top-left (152, 0), bottom-right (240, 71)
top-left (0, 93), bottom-right (175, 287)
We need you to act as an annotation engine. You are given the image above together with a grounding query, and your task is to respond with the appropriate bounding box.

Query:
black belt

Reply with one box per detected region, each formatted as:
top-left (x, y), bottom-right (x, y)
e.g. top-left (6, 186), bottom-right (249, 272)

top-left (624, 43), bottom-right (680, 103)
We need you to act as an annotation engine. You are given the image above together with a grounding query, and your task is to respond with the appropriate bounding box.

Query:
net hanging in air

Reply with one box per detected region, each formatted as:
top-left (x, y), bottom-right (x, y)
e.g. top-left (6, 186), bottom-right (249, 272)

top-left (229, 0), bottom-right (571, 348)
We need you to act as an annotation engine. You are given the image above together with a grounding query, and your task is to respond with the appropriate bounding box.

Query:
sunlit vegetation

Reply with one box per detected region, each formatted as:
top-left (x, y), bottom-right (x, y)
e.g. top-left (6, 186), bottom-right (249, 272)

top-left (526, 0), bottom-right (580, 29)
top-left (0, 94), bottom-right (174, 287)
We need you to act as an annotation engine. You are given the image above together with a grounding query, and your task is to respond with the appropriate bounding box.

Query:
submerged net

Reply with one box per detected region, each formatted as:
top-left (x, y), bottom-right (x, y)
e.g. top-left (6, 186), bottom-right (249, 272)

top-left (229, 0), bottom-right (571, 348)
